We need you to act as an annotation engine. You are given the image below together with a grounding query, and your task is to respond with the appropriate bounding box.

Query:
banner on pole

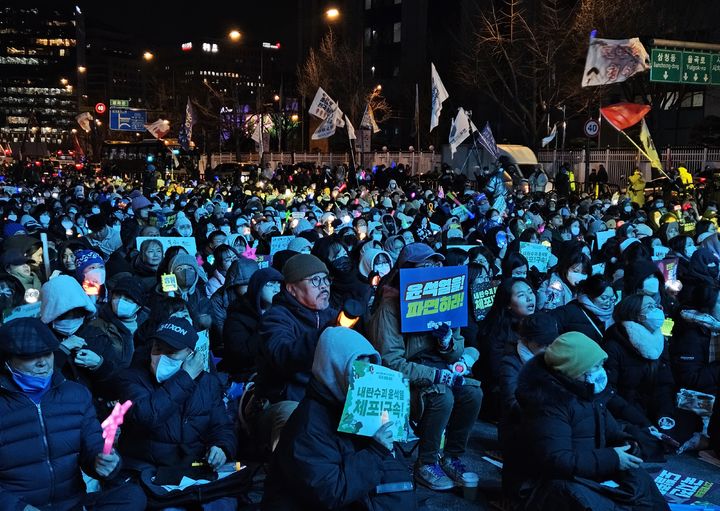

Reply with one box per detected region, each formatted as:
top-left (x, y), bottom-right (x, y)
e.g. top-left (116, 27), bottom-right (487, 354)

top-left (582, 37), bottom-right (650, 87)
top-left (430, 63), bottom-right (449, 132)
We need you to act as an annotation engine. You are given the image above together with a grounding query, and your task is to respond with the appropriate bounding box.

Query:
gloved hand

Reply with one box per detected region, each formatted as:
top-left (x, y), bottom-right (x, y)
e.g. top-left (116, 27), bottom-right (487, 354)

top-left (434, 369), bottom-right (465, 388)
top-left (432, 323), bottom-right (452, 351)
top-left (449, 348), bottom-right (480, 376)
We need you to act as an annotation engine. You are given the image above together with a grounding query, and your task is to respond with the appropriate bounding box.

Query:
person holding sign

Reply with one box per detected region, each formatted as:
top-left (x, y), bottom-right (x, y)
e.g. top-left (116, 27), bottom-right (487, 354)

top-left (263, 327), bottom-right (417, 510)
top-left (368, 243), bottom-right (482, 492)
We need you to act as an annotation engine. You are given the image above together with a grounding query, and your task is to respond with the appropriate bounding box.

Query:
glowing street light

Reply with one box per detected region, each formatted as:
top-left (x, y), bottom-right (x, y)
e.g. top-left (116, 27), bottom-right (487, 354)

top-left (273, 94), bottom-right (280, 101)
top-left (291, 114), bottom-right (299, 122)
top-left (77, 66), bottom-right (86, 73)
top-left (325, 7), bottom-right (340, 20)
top-left (60, 78), bottom-right (68, 86)
top-left (229, 30), bottom-right (242, 42)
top-left (143, 51), bottom-right (154, 61)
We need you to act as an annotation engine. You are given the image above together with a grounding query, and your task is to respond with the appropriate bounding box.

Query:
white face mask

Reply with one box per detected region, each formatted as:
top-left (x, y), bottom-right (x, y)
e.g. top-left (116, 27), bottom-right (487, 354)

top-left (115, 298), bottom-right (140, 319)
top-left (40, 214), bottom-right (50, 227)
top-left (571, 226), bottom-right (580, 236)
top-left (585, 367), bottom-right (608, 394)
top-left (375, 263), bottom-right (391, 277)
top-left (642, 308), bottom-right (665, 332)
top-left (151, 354), bottom-right (184, 383)
top-left (53, 317), bottom-right (84, 337)
top-left (567, 271), bottom-right (587, 286)
top-left (84, 268), bottom-right (106, 286)
top-left (642, 277), bottom-right (660, 295)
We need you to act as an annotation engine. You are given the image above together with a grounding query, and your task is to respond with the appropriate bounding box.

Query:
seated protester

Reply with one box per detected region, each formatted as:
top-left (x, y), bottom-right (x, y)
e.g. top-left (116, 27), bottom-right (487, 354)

top-left (368, 243), bottom-right (482, 491)
top-left (671, 284), bottom-right (720, 395)
top-left (497, 312), bottom-right (557, 494)
top-left (677, 248), bottom-right (718, 307)
top-left (312, 237), bottom-right (367, 311)
top-left (116, 317), bottom-right (237, 508)
top-left (552, 275), bottom-right (615, 345)
top-left (154, 252), bottom-right (212, 330)
top-left (55, 239), bottom-right (91, 277)
top-left (128, 238), bottom-right (163, 301)
top-left (536, 249), bottom-right (590, 311)
top-left (358, 247), bottom-right (392, 309)
top-left (86, 213), bottom-right (122, 260)
top-left (262, 327), bottom-right (417, 511)
top-left (40, 275), bottom-right (123, 403)
top-left (134, 296), bottom-right (193, 350)
top-left (2, 248), bottom-right (42, 292)
top-left (74, 249), bottom-right (108, 304)
top-left (668, 234), bottom-right (696, 284)
top-left (500, 251), bottom-right (529, 279)
top-left (205, 244), bottom-right (239, 298)
top-left (514, 332), bottom-right (669, 511)
top-left (605, 294), bottom-right (699, 455)
top-left (89, 276), bottom-right (149, 375)
top-left (0, 272), bottom-right (25, 319)
top-left (0, 318), bottom-right (146, 511)
top-left (623, 259), bottom-right (678, 316)
top-left (253, 254), bottom-right (338, 450)
top-left (209, 255), bottom-right (259, 347)
top-left (220, 267), bottom-right (283, 381)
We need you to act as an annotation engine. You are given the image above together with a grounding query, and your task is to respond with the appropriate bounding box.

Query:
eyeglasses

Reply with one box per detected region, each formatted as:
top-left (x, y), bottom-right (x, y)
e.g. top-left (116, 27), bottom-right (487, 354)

top-left (303, 275), bottom-right (331, 288)
top-left (417, 260), bottom-right (442, 268)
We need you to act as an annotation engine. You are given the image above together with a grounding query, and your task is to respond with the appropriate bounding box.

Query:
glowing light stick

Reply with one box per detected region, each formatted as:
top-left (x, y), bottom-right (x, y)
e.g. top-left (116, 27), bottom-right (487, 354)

top-left (101, 400), bottom-right (133, 455)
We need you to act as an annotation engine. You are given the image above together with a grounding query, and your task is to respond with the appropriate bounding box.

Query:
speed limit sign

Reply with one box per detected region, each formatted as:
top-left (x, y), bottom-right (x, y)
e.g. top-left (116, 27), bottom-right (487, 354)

top-left (584, 119), bottom-right (599, 138)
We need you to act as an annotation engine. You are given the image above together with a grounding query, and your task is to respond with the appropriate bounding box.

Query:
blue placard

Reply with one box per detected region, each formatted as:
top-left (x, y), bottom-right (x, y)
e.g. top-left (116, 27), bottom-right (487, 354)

top-left (399, 265), bottom-right (468, 333)
top-left (109, 108), bottom-right (147, 131)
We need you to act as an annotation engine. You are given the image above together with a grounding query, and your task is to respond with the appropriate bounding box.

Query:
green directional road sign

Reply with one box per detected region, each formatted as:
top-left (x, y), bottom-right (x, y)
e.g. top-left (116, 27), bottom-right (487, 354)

top-left (711, 54), bottom-right (720, 85)
top-left (650, 48), bottom-right (682, 83)
top-left (681, 51), bottom-right (711, 84)
top-left (109, 99), bottom-right (129, 108)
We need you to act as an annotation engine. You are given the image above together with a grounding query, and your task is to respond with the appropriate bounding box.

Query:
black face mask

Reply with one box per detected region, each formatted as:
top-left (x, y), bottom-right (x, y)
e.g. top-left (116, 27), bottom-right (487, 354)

top-left (332, 256), bottom-right (352, 273)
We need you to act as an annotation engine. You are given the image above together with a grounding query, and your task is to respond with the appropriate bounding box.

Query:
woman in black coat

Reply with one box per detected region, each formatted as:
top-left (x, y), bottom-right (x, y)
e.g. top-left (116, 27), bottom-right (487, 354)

top-left (552, 275), bottom-right (615, 345)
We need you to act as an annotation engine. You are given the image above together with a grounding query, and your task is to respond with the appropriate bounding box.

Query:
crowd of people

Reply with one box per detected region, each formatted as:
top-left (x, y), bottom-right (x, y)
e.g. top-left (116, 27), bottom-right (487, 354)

top-left (0, 158), bottom-right (718, 510)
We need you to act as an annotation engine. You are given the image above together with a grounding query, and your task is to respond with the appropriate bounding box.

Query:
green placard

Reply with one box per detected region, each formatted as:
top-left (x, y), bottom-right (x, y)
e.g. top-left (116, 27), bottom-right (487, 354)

top-left (681, 51), bottom-right (711, 84)
top-left (711, 54), bottom-right (720, 85)
top-left (650, 48), bottom-right (682, 83)
top-left (109, 99), bottom-right (129, 108)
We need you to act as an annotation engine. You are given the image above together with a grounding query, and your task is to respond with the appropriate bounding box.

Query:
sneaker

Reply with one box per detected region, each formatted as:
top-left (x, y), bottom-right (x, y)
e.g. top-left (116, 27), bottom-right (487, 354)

top-left (440, 456), bottom-right (479, 488)
top-left (414, 462), bottom-right (454, 491)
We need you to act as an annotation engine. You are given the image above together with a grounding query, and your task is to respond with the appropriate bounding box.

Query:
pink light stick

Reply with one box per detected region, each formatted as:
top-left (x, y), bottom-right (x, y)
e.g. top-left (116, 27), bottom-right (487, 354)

top-left (101, 400), bottom-right (133, 455)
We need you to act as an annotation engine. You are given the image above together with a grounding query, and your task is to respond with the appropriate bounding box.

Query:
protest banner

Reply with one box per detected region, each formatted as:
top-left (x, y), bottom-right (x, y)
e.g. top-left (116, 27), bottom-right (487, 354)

top-left (653, 468), bottom-right (720, 505)
top-left (471, 282), bottom-right (498, 322)
top-left (656, 257), bottom-right (679, 283)
top-left (269, 235), bottom-right (295, 256)
top-left (399, 265), bottom-right (468, 333)
top-left (596, 229), bottom-right (615, 251)
top-left (338, 361), bottom-right (410, 442)
top-left (520, 242), bottom-right (551, 272)
top-left (135, 236), bottom-right (198, 256)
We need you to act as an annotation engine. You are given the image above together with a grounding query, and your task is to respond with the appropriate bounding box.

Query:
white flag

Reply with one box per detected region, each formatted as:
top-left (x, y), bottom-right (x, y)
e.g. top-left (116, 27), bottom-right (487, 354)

top-left (312, 107), bottom-right (342, 140)
top-left (430, 63), bottom-right (449, 132)
top-left (75, 112), bottom-right (93, 133)
top-left (449, 108), bottom-right (471, 156)
top-left (582, 37), bottom-right (649, 87)
top-left (308, 87), bottom-right (345, 127)
top-left (251, 117), bottom-right (262, 145)
top-left (360, 104), bottom-right (380, 133)
top-left (542, 125), bottom-right (557, 147)
top-left (346, 115), bottom-right (356, 140)
top-left (144, 119), bottom-right (170, 139)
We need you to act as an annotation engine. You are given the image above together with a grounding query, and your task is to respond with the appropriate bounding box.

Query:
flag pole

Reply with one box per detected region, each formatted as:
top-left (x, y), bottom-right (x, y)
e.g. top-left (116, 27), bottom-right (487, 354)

top-left (615, 128), bottom-right (672, 181)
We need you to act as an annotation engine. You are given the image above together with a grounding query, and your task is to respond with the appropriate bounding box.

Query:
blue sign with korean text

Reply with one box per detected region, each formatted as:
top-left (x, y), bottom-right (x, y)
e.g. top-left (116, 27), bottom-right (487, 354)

top-left (109, 108), bottom-right (147, 131)
top-left (399, 265), bottom-right (468, 333)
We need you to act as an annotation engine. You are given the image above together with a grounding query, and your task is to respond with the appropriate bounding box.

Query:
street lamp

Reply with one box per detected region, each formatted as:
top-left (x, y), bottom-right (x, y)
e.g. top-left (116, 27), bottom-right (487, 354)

top-left (274, 94), bottom-right (280, 102)
top-left (291, 114), bottom-right (299, 122)
top-left (325, 7), bottom-right (340, 20)
top-left (60, 78), bottom-right (68, 86)
top-left (143, 51), bottom-right (154, 61)
top-left (77, 66), bottom-right (86, 73)
top-left (229, 30), bottom-right (242, 42)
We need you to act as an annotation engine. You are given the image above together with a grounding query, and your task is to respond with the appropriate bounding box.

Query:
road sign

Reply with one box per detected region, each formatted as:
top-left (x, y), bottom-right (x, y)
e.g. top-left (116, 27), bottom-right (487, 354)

top-left (681, 51), bottom-right (711, 84)
top-left (95, 103), bottom-right (107, 115)
top-left (650, 48), bottom-right (682, 83)
top-left (584, 119), bottom-right (599, 138)
top-left (109, 108), bottom-right (147, 131)
top-left (109, 99), bottom-right (129, 108)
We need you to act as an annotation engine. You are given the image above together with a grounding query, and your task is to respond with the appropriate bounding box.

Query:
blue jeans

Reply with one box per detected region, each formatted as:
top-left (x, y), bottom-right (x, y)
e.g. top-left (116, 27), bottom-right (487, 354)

top-left (163, 496), bottom-right (237, 511)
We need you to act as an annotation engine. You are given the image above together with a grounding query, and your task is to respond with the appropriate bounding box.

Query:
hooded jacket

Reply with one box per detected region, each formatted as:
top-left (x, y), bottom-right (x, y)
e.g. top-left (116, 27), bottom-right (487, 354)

top-left (255, 289), bottom-right (338, 403)
top-left (220, 267), bottom-right (283, 378)
top-left (209, 256), bottom-right (259, 342)
top-left (670, 314), bottom-right (720, 394)
top-left (262, 327), bottom-right (416, 511)
top-left (677, 248), bottom-right (719, 305)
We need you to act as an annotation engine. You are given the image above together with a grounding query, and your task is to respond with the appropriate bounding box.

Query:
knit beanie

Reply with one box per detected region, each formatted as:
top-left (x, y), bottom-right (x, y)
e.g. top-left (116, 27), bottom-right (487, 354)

top-left (288, 236), bottom-right (312, 254)
top-left (544, 332), bottom-right (607, 380)
top-left (74, 249), bottom-right (103, 277)
top-left (282, 254), bottom-right (328, 283)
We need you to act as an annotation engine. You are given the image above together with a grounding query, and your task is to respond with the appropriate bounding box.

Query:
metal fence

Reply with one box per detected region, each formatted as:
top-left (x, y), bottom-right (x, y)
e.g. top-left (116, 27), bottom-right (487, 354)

top-left (538, 147), bottom-right (720, 186)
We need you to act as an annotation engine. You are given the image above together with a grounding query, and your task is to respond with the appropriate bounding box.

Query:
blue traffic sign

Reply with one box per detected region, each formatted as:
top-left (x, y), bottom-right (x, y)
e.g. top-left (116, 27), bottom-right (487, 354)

top-left (109, 108), bottom-right (147, 131)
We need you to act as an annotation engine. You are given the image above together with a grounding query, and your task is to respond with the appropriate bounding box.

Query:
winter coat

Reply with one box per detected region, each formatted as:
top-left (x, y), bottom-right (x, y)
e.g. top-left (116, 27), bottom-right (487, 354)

top-left (537, 273), bottom-right (574, 311)
top-left (128, 253), bottom-right (158, 302)
top-left (670, 316), bottom-right (720, 395)
top-left (255, 290), bottom-right (338, 403)
top-left (116, 352), bottom-right (237, 472)
top-left (604, 323), bottom-right (676, 426)
top-left (552, 301), bottom-right (606, 345)
top-left (0, 371), bottom-right (111, 511)
top-left (262, 380), bottom-right (416, 511)
top-left (89, 303), bottom-right (150, 371)
top-left (209, 256), bottom-right (259, 344)
top-left (628, 172), bottom-right (646, 206)
top-left (206, 269), bottom-right (226, 298)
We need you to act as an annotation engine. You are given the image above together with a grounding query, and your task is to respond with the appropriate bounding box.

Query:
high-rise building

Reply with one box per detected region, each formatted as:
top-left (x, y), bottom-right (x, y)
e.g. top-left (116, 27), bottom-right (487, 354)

top-left (0, 5), bottom-right (80, 150)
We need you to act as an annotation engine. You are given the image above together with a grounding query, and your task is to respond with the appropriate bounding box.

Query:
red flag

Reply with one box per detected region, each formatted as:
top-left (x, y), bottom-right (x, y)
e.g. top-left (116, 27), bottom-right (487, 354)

top-left (600, 103), bottom-right (650, 131)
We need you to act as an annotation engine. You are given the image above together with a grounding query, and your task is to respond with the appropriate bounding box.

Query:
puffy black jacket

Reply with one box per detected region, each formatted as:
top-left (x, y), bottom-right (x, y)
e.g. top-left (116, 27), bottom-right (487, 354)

top-left (604, 323), bottom-right (676, 426)
top-left (514, 356), bottom-right (629, 483)
top-left (116, 354), bottom-right (236, 472)
top-left (670, 317), bottom-right (720, 394)
top-left (256, 290), bottom-right (338, 403)
top-left (0, 371), bottom-right (108, 511)
top-left (262, 379), bottom-right (417, 511)
top-left (551, 301), bottom-right (605, 345)
top-left (221, 294), bottom-right (260, 379)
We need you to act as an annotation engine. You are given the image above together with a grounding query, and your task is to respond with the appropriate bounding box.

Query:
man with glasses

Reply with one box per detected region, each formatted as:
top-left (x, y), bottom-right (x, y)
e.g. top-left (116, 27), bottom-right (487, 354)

top-left (253, 254), bottom-right (339, 450)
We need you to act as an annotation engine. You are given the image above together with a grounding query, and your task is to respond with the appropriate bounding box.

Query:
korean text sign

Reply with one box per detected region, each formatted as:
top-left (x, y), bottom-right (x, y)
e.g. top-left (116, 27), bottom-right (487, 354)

top-left (399, 265), bottom-right (468, 333)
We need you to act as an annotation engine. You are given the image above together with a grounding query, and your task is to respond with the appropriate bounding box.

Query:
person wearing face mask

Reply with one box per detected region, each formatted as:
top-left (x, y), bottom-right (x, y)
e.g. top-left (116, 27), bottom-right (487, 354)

top-left (668, 234), bottom-right (697, 281)
top-left (173, 212), bottom-right (195, 238)
top-left (287, 236), bottom-right (313, 254)
top-left (74, 249), bottom-right (108, 303)
top-left (206, 245), bottom-right (239, 298)
top-left (115, 317), bottom-right (237, 507)
top-left (156, 253), bottom-right (212, 331)
top-left (514, 332), bottom-right (669, 511)
top-left (0, 273), bottom-right (24, 319)
top-left (604, 295), bottom-right (697, 458)
top-left (2, 249), bottom-right (42, 291)
top-left (383, 235), bottom-right (406, 265)
top-left (208, 255), bottom-right (259, 346)
top-left (120, 191), bottom-right (153, 252)
top-left (537, 251), bottom-right (590, 312)
top-left (40, 275), bottom-right (124, 409)
top-left (622, 260), bottom-right (677, 314)
top-left (90, 277), bottom-right (149, 374)
top-left (86, 214), bottom-right (122, 260)
top-left (221, 267), bottom-right (283, 381)
top-left (552, 276), bottom-right (615, 345)
top-left (0, 318), bottom-right (147, 511)
top-left (312, 238), bottom-right (366, 311)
